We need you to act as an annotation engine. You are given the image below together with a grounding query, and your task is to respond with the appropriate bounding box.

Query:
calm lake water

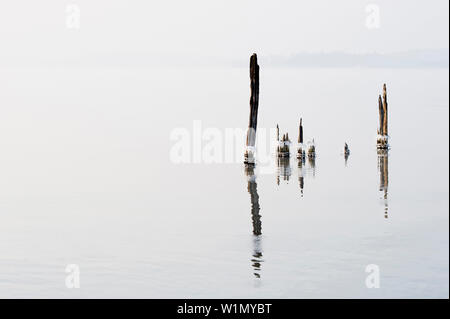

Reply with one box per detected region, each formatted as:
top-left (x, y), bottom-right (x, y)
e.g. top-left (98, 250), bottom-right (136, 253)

top-left (0, 66), bottom-right (448, 298)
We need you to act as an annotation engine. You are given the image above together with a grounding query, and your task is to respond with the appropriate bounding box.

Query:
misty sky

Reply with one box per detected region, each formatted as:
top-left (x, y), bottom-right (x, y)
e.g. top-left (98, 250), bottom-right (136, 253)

top-left (0, 0), bottom-right (448, 63)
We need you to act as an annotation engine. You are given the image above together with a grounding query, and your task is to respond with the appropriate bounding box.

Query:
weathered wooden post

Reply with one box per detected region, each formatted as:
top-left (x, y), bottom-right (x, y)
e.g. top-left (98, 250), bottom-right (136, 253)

top-left (297, 118), bottom-right (305, 160)
top-left (244, 53), bottom-right (260, 165)
top-left (377, 83), bottom-right (389, 149)
top-left (277, 130), bottom-right (291, 157)
top-left (276, 123), bottom-right (290, 158)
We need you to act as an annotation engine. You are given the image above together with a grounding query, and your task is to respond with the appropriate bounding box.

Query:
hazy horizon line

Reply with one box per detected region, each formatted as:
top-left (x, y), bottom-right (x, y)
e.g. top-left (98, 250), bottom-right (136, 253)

top-left (1, 48), bottom-right (448, 69)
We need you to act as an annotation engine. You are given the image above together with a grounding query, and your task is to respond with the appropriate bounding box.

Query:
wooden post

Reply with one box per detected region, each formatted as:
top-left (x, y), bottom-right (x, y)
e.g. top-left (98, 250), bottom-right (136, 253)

top-left (378, 95), bottom-right (384, 135)
top-left (298, 118), bottom-right (303, 144)
top-left (377, 84), bottom-right (389, 149)
top-left (277, 129), bottom-right (290, 158)
top-left (297, 118), bottom-right (305, 159)
top-left (244, 53), bottom-right (260, 164)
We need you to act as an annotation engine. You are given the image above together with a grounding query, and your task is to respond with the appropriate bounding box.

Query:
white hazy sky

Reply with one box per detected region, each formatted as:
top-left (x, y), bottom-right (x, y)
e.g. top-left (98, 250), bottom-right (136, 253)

top-left (0, 0), bottom-right (448, 62)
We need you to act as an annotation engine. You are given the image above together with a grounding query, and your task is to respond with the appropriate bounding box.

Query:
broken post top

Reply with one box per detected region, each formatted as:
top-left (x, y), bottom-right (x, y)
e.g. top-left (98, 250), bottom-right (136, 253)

top-left (247, 53), bottom-right (260, 132)
top-left (298, 118), bottom-right (303, 144)
top-left (250, 53), bottom-right (259, 80)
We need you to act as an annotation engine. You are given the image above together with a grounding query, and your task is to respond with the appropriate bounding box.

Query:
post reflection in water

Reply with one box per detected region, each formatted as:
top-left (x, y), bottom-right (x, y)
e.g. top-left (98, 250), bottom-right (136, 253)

top-left (377, 149), bottom-right (389, 219)
top-left (344, 152), bottom-right (350, 166)
top-left (307, 155), bottom-right (316, 178)
top-left (276, 157), bottom-right (291, 185)
top-left (244, 164), bottom-right (263, 279)
top-left (298, 157), bottom-right (306, 196)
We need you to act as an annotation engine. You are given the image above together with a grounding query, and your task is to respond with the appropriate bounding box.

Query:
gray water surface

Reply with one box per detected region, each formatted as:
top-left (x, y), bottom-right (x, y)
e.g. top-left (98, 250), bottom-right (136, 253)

top-left (0, 67), bottom-right (448, 298)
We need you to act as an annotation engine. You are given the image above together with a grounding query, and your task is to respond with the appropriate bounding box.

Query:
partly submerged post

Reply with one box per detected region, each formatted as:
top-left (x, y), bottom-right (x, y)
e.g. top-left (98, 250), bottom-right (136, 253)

top-left (307, 139), bottom-right (316, 159)
top-left (244, 53), bottom-right (260, 164)
top-left (297, 118), bottom-right (305, 159)
top-left (377, 83), bottom-right (389, 149)
top-left (277, 129), bottom-right (291, 158)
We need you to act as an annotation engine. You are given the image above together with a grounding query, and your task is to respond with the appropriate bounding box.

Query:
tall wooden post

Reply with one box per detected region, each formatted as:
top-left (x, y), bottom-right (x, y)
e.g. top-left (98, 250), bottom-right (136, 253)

top-left (297, 118), bottom-right (305, 160)
top-left (298, 118), bottom-right (303, 144)
top-left (377, 83), bottom-right (389, 149)
top-left (244, 53), bottom-right (260, 164)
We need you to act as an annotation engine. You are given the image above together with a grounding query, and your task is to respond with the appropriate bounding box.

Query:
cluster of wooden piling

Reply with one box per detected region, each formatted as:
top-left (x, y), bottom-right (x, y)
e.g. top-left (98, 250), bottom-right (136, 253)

top-left (243, 54), bottom-right (389, 166)
top-left (276, 125), bottom-right (291, 158)
top-left (277, 119), bottom-right (316, 160)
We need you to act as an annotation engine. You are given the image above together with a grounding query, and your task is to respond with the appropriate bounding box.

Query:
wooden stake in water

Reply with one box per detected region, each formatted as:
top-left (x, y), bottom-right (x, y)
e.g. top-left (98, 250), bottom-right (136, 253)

top-left (377, 83), bottom-right (389, 149)
top-left (244, 53), bottom-right (260, 164)
top-left (277, 130), bottom-right (291, 158)
top-left (297, 118), bottom-right (305, 160)
top-left (298, 118), bottom-right (303, 144)
top-left (344, 142), bottom-right (350, 165)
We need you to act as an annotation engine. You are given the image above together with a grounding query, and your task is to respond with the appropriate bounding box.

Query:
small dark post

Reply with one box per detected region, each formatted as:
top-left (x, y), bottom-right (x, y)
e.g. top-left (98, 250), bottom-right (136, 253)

top-left (297, 118), bottom-right (305, 159)
top-left (298, 118), bottom-right (303, 144)
top-left (344, 142), bottom-right (350, 165)
top-left (244, 53), bottom-right (260, 164)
